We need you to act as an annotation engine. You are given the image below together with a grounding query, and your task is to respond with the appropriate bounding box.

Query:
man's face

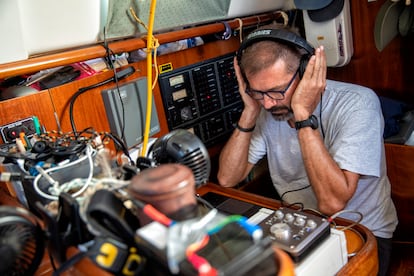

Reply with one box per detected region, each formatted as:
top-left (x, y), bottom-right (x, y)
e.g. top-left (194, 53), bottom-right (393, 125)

top-left (246, 60), bottom-right (299, 121)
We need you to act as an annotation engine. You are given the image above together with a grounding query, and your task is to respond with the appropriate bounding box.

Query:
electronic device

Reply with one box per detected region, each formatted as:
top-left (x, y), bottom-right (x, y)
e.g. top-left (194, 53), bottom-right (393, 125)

top-left (302, 0), bottom-right (354, 67)
top-left (202, 192), bottom-right (331, 262)
top-left (149, 129), bottom-right (211, 187)
top-left (0, 206), bottom-right (45, 276)
top-left (39, 65), bottom-right (81, 89)
top-left (251, 207), bottom-right (330, 262)
top-left (102, 77), bottom-right (160, 148)
top-left (158, 53), bottom-right (243, 147)
top-left (236, 28), bottom-right (315, 79)
top-left (294, 228), bottom-right (347, 276)
top-left (135, 210), bottom-right (278, 276)
top-left (0, 117), bottom-right (36, 144)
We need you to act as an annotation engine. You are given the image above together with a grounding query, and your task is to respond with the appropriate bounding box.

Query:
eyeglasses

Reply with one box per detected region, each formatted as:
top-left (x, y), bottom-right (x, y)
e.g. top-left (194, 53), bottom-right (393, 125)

top-left (245, 69), bottom-right (299, 101)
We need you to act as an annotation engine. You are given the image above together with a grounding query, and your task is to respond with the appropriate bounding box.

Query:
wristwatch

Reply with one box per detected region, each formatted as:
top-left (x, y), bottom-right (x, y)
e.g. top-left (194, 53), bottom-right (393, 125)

top-left (295, 115), bottom-right (318, 130)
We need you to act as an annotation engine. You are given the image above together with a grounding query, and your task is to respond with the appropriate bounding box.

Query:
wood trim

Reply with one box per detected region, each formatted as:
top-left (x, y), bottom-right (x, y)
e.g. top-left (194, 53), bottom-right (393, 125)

top-left (0, 12), bottom-right (279, 79)
top-left (384, 143), bottom-right (414, 241)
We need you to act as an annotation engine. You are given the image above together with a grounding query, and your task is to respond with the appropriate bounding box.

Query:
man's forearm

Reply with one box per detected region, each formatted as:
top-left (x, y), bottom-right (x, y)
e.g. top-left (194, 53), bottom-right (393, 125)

top-left (217, 128), bottom-right (253, 187)
top-left (297, 127), bottom-right (358, 214)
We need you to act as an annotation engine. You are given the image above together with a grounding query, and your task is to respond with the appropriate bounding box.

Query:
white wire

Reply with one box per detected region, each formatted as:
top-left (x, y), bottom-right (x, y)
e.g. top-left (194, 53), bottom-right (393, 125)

top-left (68, 144), bottom-right (94, 197)
top-left (330, 209), bottom-right (364, 231)
top-left (33, 144), bottom-right (96, 201)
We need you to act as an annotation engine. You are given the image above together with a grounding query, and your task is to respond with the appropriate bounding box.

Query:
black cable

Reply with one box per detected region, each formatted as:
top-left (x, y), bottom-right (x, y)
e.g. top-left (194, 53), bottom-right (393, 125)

top-left (52, 251), bottom-right (88, 276)
top-left (103, 27), bottom-right (114, 70)
top-left (102, 29), bottom-right (127, 143)
top-left (69, 27), bottom-right (134, 140)
top-left (102, 132), bottom-right (134, 165)
top-left (69, 76), bottom-right (116, 136)
top-left (68, 66), bottom-right (135, 138)
top-left (109, 62), bottom-right (127, 144)
top-left (279, 184), bottom-right (311, 207)
top-left (320, 93), bottom-right (325, 139)
top-left (196, 194), bottom-right (215, 210)
top-left (284, 202), bottom-right (304, 210)
top-left (76, 127), bottom-right (97, 138)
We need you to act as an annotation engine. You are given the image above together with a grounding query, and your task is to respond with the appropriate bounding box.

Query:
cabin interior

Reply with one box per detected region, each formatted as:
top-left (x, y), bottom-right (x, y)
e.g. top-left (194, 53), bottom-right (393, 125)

top-left (0, 0), bottom-right (413, 275)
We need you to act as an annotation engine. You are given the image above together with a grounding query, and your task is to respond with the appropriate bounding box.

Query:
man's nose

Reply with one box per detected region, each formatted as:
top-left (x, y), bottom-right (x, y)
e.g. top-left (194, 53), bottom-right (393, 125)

top-left (261, 94), bottom-right (278, 109)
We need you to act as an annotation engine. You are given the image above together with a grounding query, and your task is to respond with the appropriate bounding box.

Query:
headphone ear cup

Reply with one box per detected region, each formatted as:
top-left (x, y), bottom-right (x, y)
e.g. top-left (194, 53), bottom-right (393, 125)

top-left (299, 55), bottom-right (310, 79)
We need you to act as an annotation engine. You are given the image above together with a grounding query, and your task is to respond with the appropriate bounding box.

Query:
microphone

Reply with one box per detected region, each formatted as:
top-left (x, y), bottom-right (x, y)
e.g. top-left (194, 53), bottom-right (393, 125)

top-left (149, 129), bottom-right (211, 187)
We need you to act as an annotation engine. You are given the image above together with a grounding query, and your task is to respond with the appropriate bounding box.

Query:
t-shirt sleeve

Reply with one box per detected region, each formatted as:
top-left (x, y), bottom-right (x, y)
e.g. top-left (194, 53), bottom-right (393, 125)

top-left (329, 90), bottom-right (383, 177)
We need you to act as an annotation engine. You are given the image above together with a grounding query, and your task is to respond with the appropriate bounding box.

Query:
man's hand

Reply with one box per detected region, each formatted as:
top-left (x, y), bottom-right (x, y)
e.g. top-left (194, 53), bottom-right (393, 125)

top-left (291, 46), bottom-right (327, 121)
top-left (233, 56), bottom-right (261, 118)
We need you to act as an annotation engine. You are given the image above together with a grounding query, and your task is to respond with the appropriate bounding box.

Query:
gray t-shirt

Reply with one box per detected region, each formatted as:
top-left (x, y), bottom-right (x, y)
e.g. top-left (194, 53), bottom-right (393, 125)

top-left (248, 80), bottom-right (398, 238)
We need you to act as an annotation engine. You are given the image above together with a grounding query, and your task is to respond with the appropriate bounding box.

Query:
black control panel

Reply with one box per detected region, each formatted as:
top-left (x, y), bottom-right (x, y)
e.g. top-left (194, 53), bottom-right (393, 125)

top-left (255, 207), bottom-right (330, 262)
top-left (201, 192), bottom-right (331, 263)
top-left (158, 54), bottom-right (243, 147)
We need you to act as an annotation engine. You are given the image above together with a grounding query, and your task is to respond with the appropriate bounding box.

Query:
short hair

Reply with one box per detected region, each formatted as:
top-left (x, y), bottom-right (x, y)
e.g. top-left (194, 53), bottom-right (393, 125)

top-left (239, 24), bottom-right (304, 79)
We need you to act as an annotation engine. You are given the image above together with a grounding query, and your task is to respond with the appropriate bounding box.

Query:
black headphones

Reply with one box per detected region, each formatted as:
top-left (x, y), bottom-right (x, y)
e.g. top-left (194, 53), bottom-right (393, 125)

top-left (236, 28), bottom-right (315, 79)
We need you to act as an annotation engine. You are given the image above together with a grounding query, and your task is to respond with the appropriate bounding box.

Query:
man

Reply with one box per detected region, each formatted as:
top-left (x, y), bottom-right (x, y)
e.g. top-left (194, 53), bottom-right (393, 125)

top-left (217, 25), bottom-right (397, 276)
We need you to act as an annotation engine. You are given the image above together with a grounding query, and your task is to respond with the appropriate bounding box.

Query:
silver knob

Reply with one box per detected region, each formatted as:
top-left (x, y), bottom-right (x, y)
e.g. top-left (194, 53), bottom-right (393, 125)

top-left (270, 223), bottom-right (291, 240)
top-left (306, 219), bottom-right (317, 229)
top-left (285, 213), bottom-right (294, 223)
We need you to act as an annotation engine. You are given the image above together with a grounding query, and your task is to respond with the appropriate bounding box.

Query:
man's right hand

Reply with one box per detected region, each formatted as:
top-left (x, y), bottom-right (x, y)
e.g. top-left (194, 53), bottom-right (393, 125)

top-left (233, 56), bottom-right (261, 118)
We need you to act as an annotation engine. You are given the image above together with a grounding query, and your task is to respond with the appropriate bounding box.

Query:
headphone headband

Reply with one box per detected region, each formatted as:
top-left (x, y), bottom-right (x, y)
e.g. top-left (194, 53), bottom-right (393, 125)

top-left (236, 28), bottom-right (315, 63)
top-left (236, 28), bottom-right (315, 79)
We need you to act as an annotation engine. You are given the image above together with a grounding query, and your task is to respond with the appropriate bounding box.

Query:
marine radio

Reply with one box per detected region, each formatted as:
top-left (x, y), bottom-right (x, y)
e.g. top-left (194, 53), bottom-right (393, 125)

top-left (158, 53), bottom-right (243, 147)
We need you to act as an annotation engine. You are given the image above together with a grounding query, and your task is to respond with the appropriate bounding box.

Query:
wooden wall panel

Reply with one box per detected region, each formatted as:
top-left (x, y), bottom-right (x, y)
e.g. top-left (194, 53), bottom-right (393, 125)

top-left (47, 38), bottom-right (240, 140)
top-left (385, 143), bottom-right (414, 241)
top-left (327, 0), bottom-right (414, 105)
top-left (48, 65), bottom-right (147, 135)
top-left (0, 91), bottom-right (55, 143)
top-left (0, 38), bottom-right (241, 150)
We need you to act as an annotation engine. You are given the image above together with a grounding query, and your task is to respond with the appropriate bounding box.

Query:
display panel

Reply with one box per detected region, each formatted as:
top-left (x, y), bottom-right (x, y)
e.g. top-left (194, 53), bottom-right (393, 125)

top-left (159, 53), bottom-right (243, 146)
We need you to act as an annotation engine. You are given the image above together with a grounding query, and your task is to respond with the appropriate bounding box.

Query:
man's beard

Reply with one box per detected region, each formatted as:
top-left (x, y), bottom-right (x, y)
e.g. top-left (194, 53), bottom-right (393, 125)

top-left (266, 105), bottom-right (294, 121)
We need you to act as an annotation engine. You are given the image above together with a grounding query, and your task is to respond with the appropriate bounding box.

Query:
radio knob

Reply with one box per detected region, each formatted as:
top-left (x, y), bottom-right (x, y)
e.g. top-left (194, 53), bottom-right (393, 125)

top-left (285, 213), bottom-right (294, 223)
top-left (295, 217), bottom-right (306, 227)
top-left (274, 210), bottom-right (284, 220)
top-left (180, 107), bottom-right (193, 121)
top-left (270, 223), bottom-right (291, 241)
top-left (306, 219), bottom-right (317, 229)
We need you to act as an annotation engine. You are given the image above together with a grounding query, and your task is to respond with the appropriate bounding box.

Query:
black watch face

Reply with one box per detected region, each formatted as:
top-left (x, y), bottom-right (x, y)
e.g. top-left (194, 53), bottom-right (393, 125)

top-left (309, 115), bottom-right (318, 129)
top-left (296, 115), bottom-right (318, 130)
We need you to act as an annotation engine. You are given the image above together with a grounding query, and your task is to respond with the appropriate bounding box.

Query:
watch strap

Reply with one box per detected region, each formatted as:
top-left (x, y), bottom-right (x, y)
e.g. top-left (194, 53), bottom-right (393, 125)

top-left (235, 122), bottom-right (256, 132)
top-left (295, 115), bottom-right (318, 130)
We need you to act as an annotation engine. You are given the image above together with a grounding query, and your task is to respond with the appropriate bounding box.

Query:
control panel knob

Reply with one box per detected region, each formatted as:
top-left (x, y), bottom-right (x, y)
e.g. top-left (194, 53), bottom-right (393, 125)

top-left (295, 217), bottom-right (306, 227)
top-left (284, 213), bottom-right (294, 223)
top-left (274, 210), bottom-right (284, 220)
top-left (306, 219), bottom-right (317, 229)
top-left (270, 223), bottom-right (292, 241)
top-left (180, 107), bottom-right (193, 121)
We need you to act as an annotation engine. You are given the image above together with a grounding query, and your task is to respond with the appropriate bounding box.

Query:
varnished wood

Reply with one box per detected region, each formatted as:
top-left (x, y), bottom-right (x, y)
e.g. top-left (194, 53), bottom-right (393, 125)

top-left (273, 246), bottom-right (295, 276)
top-left (327, 0), bottom-right (414, 105)
top-left (197, 183), bottom-right (379, 276)
top-left (384, 143), bottom-right (414, 242)
top-left (0, 38), bottom-right (240, 151)
top-left (0, 90), bottom-right (56, 143)
top-left (0, 13), bottom-right (278, 79)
